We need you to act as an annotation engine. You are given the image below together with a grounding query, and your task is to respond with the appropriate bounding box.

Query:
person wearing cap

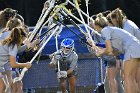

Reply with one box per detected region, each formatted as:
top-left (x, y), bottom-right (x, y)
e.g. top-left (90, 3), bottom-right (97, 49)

top-left (49, 38), bottom-right (78, 93)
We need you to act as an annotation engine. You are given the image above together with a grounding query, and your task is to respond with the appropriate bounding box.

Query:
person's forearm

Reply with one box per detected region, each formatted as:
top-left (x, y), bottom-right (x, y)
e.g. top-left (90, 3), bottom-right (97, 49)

top-left (11, 62), bottom-right (27, 68)
top-left (99, 48), bottom-right (113, 56)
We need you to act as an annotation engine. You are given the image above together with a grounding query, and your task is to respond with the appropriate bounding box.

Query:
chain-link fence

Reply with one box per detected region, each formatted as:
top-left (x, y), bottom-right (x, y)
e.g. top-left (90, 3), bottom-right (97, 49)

top-left (23, 58), bottom-right (106, 93)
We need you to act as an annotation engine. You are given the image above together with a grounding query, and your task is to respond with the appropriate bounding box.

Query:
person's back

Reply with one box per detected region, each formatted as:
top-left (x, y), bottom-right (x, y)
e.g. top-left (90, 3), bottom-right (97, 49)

top-left (102, 26), bottom-right (140, 62)
top-left (102, 26), bottom-right (140, 52)
top-left (123, 19), bottom-right (140, 40)
top-left (0, 43), bottom-right (17, 67)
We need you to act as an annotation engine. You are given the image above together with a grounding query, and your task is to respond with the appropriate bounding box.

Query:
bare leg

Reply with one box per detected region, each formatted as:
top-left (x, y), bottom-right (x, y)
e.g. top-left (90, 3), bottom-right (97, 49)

top-left (116, 60), bottom-right (124, 93)
top-left (116, 69), bottom-right (124, 93)
top-left (60, 78), bottom-right (67, 93)
top-left (104, 70), bottom-right (110, 93)
top-left (5, 71), bottom-right (12, 93)
top-left (123, 59), bottom-right (139, 93)
top-left (0, 73), bottom-right (6, 93)
top-left (68, 75), bottom-right (76, 93)
top-left (11, 71), bottom-right (23, 93)
top-left (136, 64), bottom-right (140, 93)
top-left (107, 67), bottom-right (118, 93)
top-left (16, 81), bottom-right (23, 93)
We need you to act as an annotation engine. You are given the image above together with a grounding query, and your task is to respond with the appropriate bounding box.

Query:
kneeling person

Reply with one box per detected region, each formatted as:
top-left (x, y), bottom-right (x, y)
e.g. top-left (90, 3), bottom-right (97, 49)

top-left (49, 38), bottom-right (78, 93)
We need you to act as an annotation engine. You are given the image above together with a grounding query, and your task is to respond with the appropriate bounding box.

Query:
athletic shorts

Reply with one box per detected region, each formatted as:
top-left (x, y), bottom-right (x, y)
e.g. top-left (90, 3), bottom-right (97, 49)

top-left (4, 62), bottom-right (12, 71)
top-left (106, 61), bottom-right (116, 68)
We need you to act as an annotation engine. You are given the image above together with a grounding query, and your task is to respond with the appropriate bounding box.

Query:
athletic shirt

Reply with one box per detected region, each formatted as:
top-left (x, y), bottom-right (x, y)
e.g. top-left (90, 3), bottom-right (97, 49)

top-left (0, 44), bottom-right (17, 67)
top-left (53, 49), bottom-right (78, 71)
top-left (101, 26), bottom-right (140, 61)
top-left (0, 31), bottom-right (24, 72)
top-left (0, 31), bottom-right (11, 41)
top-left (123, 19), bottom-right (140, 40)
top-left (0, 31), bottom-right (27, 53)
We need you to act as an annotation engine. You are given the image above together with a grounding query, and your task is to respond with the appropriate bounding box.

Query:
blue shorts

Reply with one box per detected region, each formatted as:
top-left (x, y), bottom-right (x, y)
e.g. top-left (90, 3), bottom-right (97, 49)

top-left (0, 66), bottom-right (5, 73)
top-left (4, 62), bottom-right (12, 71)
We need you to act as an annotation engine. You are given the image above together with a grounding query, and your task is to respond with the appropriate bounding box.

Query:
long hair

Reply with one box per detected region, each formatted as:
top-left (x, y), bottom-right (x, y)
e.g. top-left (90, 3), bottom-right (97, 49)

top-left (106, 13), bottom-right (113, 25)
top-left (0, 11), bottom-right (7, 28)
top-left (110, 8), bottom-right (127, 28)
top-left (0, 8), bottom-right (17, 28)
top-left (2, 27), bottom-right (27, 49)
top-left (15, 14), bottom-right (24, 23)
top-left (5, 18), bottom-right (22, 31)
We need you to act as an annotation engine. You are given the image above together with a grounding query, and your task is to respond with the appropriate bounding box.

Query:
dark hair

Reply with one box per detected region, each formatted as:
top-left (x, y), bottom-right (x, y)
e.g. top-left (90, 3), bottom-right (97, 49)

top-left (3, 8), bottom-right (17, 21)
top-left (106, 13), bottom-right (113, 25)
top-left (0, 8), bottom-right (17, 28)
top-left (110, 8), bottom-right (127, 28)
top-left (5, 18), bottom-right (22, 31)
top-left (2, 27), bottom-right (27, 49)
top-left (15, 14), bottom-right (24, 23)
